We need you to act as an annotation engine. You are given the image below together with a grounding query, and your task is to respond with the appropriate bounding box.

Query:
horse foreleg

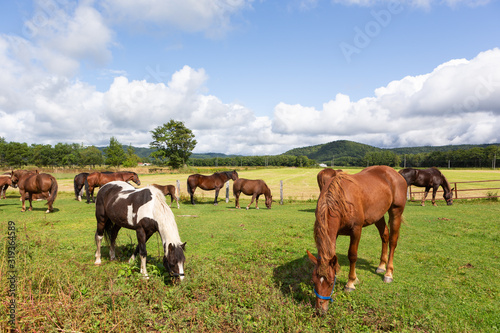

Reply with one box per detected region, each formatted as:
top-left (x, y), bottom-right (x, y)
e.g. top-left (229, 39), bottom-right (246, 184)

top-left (345, 229), bottom-right (362, 292)
top-left (19, 190), bottom-right (26, 212)
top-left (136, 228), bottom-right (149, 278)
top-left (95, 232), bottom-right (104, 265)
top-left (27, 193), bottom-right (33, 211)
top-left (421, 187), bottom-right (431, 206)
top-left (384, 209), bottom-right (403, 283)
top-left (431, 186), bottom-right (438, 206)
top-left (375, 217), bottom-right (389, 274)
top-left (247, 194), bottom-right (257, 210)
top-left (109, 224), bottom-right (121, 261)
top-left (235, 192), bottom-right (240, 209)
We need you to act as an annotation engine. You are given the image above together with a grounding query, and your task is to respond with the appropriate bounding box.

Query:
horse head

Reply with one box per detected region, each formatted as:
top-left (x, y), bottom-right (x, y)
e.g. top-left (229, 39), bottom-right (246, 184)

top-left (164, 242), bottom-right (186, 282)
top-left (265, 194), bottom-right (272, 209)
top-left (307, 250), bottom-right (339, 314)
top-left (444, 188), bottom-right (454, 205)
top-left (231, 170), bottom-right (239, 181)
top-left (130, 173), bottom-right (141, 186)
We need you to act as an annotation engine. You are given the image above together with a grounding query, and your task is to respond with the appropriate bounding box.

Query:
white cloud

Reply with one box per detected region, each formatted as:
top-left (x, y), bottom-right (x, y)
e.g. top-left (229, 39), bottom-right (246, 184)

top-left (102, 0), bottom-right (253, 37)
top-left (330, 0), bottom-right (491, 8)
top-left (272, 48), bottom-right (500, 148)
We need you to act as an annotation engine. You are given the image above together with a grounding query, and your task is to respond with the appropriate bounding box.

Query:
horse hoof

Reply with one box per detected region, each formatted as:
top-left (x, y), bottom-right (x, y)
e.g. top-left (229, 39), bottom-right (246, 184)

top-left (344, 286), bottom-right (356, 292)
top-left (376, 267), bottom-right (386, 274)
top-left (246, 207), bottom-right (249, 210)
top-left (256, 207), bottom-right (259, 210)
top-left (383, 276), bottom-right (393, 283)
top-left (45, 210), bottom-right (50, 213)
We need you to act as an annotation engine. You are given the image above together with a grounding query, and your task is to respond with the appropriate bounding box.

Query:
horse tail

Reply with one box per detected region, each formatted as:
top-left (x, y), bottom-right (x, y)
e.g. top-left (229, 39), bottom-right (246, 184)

top-left (186, 177), bottom-right (192, 195)
top-left (47, 176), bottom-right (58, 207)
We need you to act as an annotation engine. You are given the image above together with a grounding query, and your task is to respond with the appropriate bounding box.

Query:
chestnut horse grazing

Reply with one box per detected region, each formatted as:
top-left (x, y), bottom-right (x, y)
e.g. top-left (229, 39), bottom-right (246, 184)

top-left (85, 171), bottom-right (141, 203)
top-left (399, 167), bottom-right (453, 206)
top-left (187, 170), bottom-right (238, 205)
top-left (73, 172), bottom-right (89, 201)
top-left (307, 165), bottom-right (407, 313)
top-left (94, 181), bottom-right (186, 280)
top-left (152, 184), bottom-right (180, 209)
top-left (10, 170), bottom-right (58, 213)
top-left (233, 178), bottom-right (272, 209)
top-left (317, 168), bottom-right (343, 191)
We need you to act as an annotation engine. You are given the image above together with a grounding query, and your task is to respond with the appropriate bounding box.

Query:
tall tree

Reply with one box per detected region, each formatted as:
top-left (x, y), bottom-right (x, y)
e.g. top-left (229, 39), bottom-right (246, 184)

top-left (150, 120), bottom-right (197, 169)
top-left (122, 145), bottom-right (141, 167)
top-left (80, 145), bottom-right (104, 167)
top-left (104, 137), bottom-right (126, 166)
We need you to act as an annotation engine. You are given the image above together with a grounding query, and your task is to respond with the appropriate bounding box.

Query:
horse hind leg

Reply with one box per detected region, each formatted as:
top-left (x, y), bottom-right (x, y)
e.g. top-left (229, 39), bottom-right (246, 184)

top-left (384, 208), bottom-right (404, 283)
top-left (108, 224), bottom-right (121, 261)
top-left (213, 188), bottom-right (220, 205)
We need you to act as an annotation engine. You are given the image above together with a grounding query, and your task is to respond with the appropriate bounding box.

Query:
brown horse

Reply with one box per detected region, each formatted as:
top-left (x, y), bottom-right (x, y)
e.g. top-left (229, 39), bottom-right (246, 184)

top-left (187, 170), bottom-right (238, 205)
top-left (0, 174), bottom-right (12, 199)
top-left (152, 184), bottom-right (180, 209)
top-left (85, 171), bottom-right (141, 203)
top-left (317, 168), bottom-right (344, 191)
top-left (10, 170), bottom-right (58, 213)
top-left (233, 178), bottom-right (272, 209)
top-left (399, 167), bottom-right (453, 206)
top-left (307, 165), bottom-right (407, 313)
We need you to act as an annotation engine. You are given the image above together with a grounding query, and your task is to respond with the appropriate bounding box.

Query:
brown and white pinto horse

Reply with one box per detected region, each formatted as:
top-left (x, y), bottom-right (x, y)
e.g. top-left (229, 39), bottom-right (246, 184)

top-left (317, 168), bottom-right (344, 191)
top-left (307, 165), bottom-right (407, 313)
top-left (187, 170), bottom-right (238, 205)
top-left (152, 184), bottom-right (180, 209)
top-left (399, 167), bottom-right (453, 206)
top-left (233, 178), bottom-right (272, 209)
top-left (85, 171), bottom-right (141, 203)
top-left (94, 181), bottom-right (186, 280)
top-left (10, 170), bottom-right (58, 213)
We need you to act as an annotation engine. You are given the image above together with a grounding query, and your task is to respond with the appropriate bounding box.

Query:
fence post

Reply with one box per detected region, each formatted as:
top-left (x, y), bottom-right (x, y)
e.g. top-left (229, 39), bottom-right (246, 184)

top-left (226, 181), bottom-right (230, 203)
top-left (176, 180), bottom-right (180, 201)
top-left (280, 180), bottom-right (283, 205)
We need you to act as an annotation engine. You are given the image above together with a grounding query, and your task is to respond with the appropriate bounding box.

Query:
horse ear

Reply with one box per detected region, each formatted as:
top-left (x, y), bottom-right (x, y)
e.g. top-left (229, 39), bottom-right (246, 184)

top-left (181, 242), bottom-right (187, 250)
top-left (306, 250), bottom-right (318, 265)
top-left (168, 243), bottom-right (174, 252)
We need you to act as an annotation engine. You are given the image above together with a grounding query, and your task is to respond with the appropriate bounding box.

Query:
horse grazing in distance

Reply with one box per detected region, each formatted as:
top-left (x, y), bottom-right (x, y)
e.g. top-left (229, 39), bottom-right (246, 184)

top-left (307, 165), bottom-right (407, 314)
top-left (94, 181), bottom-right (186, 280)
top-left (317, 168), bottom-right (344, 191)
top-left (152, 184), bottom-right (180, 209)
top-left (73, 172), bottom-right (89, 201)
top-left (187, 170), bottom-right (238, 205)
top-left (85, 171), bottom-right (141, 203)
top-left (10, 170), bottom-right (58, 213)
top-left (399, 167), bottom-right (453, 206)
top-left (0, 174), bottom-right (12, 199)
top-left (233, 178), bottom-right (272, 209)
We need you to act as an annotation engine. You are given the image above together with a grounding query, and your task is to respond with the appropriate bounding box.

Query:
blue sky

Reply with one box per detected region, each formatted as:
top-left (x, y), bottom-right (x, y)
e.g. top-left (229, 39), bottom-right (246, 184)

top-left (1, 0), bottom-right (499, 155)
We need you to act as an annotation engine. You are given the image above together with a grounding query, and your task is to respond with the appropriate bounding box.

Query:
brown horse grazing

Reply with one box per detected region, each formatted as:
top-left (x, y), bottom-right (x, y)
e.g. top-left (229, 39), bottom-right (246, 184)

top-left (398, 167), bottom-right (453, 206)
top-left (317, 168), bottom-right (344, 191)
top-left (73, 172), bottom-right (89, 201)
top-left (0, 174), bottom-right (12, 199)
top-left (152, 184), bottom-right (180, 209)
top-left (306, 165), bottom-right (407, 313)
top-left (233, 178), bottom-right (272, 209)
top-left (85, 171), bottom-right (141, 204)
top-left (187, 170), bottom-right (238, 205)
top-left (10, 170), bottom-right (58, 213)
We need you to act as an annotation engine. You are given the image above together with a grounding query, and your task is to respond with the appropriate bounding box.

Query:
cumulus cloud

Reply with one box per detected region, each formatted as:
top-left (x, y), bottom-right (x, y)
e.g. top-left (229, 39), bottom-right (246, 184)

top-left (272, 48), bottom-right (500, 148)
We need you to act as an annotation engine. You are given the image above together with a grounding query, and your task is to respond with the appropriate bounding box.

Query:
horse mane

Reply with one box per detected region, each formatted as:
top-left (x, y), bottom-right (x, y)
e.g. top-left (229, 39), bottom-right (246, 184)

top-left (314, 173), bottom-right (352, 262)
top-left (149, 186), bottom-right (182, 249)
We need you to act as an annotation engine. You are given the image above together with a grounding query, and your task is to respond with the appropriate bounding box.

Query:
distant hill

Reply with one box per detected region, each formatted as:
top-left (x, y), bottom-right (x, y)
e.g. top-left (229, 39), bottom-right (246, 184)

top-left (96, 146), bottom-right (238, 160)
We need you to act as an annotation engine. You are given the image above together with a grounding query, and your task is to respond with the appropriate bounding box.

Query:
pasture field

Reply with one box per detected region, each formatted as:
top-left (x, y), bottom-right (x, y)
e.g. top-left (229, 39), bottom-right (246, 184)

top-left (0, 167), bottom-right (499, 332)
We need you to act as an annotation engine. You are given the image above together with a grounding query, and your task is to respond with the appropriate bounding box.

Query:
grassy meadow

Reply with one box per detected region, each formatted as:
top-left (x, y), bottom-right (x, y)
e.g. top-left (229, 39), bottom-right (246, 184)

top-left (0, 167), bottom-right (499, 332)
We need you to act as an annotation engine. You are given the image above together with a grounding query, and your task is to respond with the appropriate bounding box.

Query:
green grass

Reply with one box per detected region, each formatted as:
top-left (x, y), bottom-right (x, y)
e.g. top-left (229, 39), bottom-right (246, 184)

top-left (1, 172), bottom-right (499, 332)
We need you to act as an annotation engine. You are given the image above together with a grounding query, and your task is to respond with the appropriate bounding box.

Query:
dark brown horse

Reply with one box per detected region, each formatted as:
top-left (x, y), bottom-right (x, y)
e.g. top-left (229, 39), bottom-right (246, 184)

top-left (152, 184), bottom-right (180, 209)
top-left (187, 170), bottom-right (238, 205)
top-left (73, 172), bottom-right (89, 201)
top-left (0, 174), bottom-right (12, 199)
top-left (233, 178), bottom-right (272, 209)
top-left (398, 167), bottom-right (453, 206)
top-left (85, 171), bottom-right (141, 203)
top-left (317, 168), bottom-right (344, 191)
top-left (307, 165), bottom-right (407, 313)
top-left (10, 170), bottom-right (58, 213)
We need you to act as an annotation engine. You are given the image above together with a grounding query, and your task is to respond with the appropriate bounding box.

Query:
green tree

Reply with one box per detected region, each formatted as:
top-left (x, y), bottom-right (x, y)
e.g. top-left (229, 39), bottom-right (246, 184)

top-left (104, 137), bottom-right (126, 166)
top-left (150, 120), bottom-right (197, 169)
top-left (80, 146), bottom-right (104, 167)
top-left (123, 145), bottom-right (141, 167)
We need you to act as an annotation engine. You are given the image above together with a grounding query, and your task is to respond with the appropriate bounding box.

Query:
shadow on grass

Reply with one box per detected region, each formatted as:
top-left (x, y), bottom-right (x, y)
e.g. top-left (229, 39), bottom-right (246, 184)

top-left (272, 253), bottom-right (376, 303)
